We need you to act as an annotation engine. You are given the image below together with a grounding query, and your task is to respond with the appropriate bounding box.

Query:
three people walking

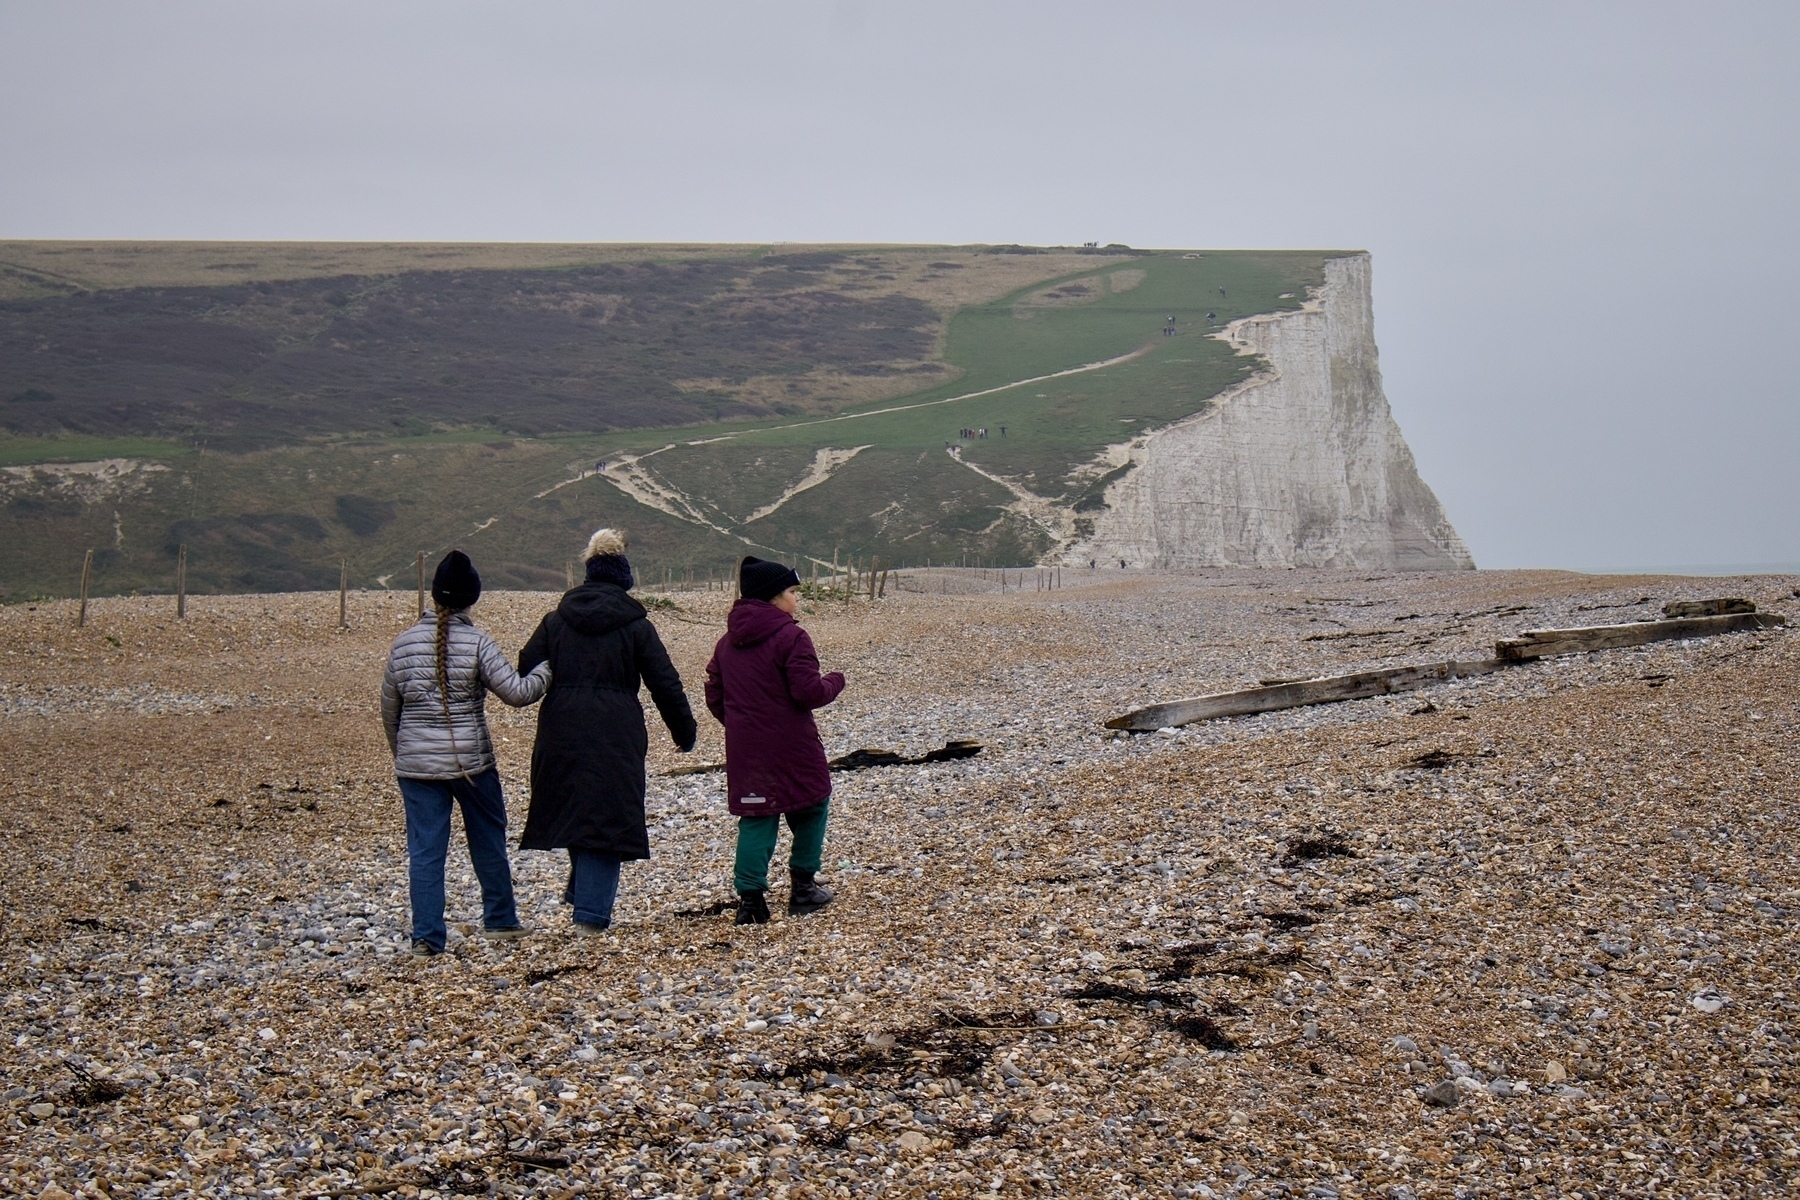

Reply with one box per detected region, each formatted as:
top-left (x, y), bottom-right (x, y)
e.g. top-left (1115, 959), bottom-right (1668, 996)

top-left (381, 539), bottom-right (846, 951)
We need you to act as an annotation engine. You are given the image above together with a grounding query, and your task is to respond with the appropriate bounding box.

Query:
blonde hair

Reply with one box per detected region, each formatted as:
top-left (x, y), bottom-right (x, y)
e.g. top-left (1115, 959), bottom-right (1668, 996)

top-left (583, 528), bottom-right (628, 560)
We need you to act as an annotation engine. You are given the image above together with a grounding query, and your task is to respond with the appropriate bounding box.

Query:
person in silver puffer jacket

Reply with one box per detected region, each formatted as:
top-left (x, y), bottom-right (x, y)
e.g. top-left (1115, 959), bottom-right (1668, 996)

top-left (381, 550), bottom-right (549, 956)
top-left (382, 612), bottom-right (549, 779)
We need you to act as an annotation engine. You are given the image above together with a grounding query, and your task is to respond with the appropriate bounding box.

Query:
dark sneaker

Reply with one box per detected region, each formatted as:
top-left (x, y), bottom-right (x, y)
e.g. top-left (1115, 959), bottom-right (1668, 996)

top-left (735, 890), bottom-right (771, 925)
top-left (480, 926), bottom-right (530, 942)
top-left (409, 941), bottom-right (442, 958)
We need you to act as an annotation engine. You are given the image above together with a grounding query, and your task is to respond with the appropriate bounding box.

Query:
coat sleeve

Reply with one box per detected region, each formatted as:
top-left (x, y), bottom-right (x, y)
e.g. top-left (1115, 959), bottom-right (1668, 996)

top-left (380, 650), bottom-right (403, 755)
top-left (635, 619), bottom-right (698, 751)
top-left (703, 646), bottom-right (725, 724)
top-left (477, 630), bottom-right (550, 707)
top-left (517, 615), bottom-right (550, 675)
top-left (781, 627), bottom-right (845, 711)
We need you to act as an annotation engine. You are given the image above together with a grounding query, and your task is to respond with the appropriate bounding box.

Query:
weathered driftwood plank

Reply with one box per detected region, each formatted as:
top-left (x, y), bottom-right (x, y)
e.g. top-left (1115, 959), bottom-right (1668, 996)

top-left (1495, 611), bottom-right (1785, 661)
top-left (1107, 608), bottom-right (1788, 731)
top-left (1662, 598), bottom-right (1755, 618)
top-left (1104, 659), bottom-right (1511, 731)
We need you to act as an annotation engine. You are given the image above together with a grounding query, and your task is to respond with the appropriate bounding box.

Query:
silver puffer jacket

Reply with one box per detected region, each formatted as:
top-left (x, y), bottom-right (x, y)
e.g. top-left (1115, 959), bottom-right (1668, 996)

top-left (381, 613), bottom-right (550, 780)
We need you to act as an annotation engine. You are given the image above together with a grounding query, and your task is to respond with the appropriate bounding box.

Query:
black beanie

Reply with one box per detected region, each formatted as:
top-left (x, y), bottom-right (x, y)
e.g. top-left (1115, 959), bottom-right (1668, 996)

top-left (585, 554), bottom-right (634, 590)
top-left (739, 556), bottom-right (799, 602)
top-left (431, 550), bottom-right (481, 610)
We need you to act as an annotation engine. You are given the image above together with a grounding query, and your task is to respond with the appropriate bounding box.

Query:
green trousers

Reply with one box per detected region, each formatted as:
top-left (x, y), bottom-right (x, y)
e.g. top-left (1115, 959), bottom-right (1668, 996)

top-left (734, 801), bottom-right (829, 893)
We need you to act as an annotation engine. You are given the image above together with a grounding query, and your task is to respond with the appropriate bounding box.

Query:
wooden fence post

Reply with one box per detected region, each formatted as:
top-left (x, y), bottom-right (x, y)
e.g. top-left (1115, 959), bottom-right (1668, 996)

top-left (338, 559), bottom-right (349, 629)
top-left (415, 552), bottom-right (426, 616)
top-left (77, 549), bottom-right (93, 628)
top-left (176, 543), bottom-right (187, 619)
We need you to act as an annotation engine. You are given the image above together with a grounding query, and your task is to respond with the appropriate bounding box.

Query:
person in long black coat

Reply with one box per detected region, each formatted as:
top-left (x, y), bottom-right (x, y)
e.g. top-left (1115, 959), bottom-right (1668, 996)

top-left (517, 529), bottom-right (696, 933)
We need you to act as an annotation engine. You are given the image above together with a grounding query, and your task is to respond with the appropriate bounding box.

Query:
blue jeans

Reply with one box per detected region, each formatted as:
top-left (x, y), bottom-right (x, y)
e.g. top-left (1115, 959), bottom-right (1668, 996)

top-left (568, 851), bottom-right (623, 929)
top-left (398, 770), bottom-right (520, 951)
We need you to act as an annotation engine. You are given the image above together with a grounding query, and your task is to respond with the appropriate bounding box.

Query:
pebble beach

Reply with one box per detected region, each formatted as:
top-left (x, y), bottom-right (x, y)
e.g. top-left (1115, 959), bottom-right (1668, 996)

top-left (4, 567), bottom-right (1798, 1199)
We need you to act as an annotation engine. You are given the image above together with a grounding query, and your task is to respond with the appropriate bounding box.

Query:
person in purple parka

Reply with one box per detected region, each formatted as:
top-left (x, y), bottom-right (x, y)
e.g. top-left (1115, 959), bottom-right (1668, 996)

top-left (704, 557), bottom-right (846, 925)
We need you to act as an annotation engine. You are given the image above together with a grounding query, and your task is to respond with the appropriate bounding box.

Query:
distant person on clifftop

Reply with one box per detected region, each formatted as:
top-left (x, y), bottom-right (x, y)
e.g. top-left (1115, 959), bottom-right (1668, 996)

top-left (705, 557), bottom-right (846, 925)
top-left (381, 551), bottom-right (551, 958)
top-left (516, 529), bottom-right (697, 936)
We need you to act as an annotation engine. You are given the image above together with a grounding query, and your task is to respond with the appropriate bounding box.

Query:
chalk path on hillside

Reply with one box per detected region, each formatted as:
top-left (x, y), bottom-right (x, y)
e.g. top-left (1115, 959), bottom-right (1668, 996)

top-left (481, 340), bottom-right (1160, 569)
top-left (743, 445), bottom-right (873, 524)
top-left (944, 446), bottom-right (1071, 542)
top-left (685, 339), bottom-right (1159, 444)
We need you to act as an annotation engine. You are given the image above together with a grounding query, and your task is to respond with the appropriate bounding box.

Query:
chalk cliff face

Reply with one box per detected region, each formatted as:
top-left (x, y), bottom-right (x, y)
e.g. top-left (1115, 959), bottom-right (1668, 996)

top-left (1066, 254), bottom-right (1473, 570)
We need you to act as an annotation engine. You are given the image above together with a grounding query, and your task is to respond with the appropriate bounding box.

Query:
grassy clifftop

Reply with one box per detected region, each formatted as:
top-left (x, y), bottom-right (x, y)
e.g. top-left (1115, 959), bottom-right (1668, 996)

top-left (0, 243), bottom-right (1342, 599)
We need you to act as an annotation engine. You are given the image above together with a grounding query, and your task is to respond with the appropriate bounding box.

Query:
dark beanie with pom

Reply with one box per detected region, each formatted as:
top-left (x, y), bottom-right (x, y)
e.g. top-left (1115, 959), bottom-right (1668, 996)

top-left (585, 553), bottom-right (634, 590)
top-left (580, 528), bottom-right (633, 590)
top-left (432, 550), bottom-right (481, 610)
top-left (739, 556), bottom-right (799, 602)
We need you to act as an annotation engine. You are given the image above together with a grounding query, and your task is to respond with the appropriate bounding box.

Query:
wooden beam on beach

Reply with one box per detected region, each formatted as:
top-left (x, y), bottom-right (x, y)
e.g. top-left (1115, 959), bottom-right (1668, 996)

top-left (1495, 611), bottom-right (1785, 661)
top-left (1662, 598), bottom-right (1754, 618)
top-left (1105, 659), bottom-right (1512, 731)
top-left (1105, 608), bottom-right (1789, 731)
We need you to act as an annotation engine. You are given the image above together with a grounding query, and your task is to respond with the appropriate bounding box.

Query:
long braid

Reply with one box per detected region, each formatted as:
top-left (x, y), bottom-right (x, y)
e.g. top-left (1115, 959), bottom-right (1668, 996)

top-left (433, 602), bottom-right (474, 779)
top-left (434, 602), bottom-right (452, 719)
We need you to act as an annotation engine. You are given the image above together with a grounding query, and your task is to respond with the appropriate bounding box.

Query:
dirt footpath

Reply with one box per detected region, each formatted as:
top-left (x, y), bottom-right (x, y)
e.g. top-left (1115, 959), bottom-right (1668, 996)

top-left (3, 568), bottom-right (1797, 1199)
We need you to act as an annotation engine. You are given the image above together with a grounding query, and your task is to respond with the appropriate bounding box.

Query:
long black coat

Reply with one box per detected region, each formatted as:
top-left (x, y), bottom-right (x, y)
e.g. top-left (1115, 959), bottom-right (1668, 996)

top-left (517, 582), bottom-right (697, 859)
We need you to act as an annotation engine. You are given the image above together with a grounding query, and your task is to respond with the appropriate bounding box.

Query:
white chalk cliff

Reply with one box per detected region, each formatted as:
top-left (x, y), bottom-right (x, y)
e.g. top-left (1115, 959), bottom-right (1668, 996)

top-left (1065, 253), bottom-right (1473, 570)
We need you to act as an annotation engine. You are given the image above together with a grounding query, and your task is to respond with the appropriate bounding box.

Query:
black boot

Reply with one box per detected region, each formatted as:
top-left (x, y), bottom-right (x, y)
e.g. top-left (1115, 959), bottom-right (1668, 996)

top-left (735, 890), bottom-right (770, 926)
top-left (788, 869), bottom-right (834, 916)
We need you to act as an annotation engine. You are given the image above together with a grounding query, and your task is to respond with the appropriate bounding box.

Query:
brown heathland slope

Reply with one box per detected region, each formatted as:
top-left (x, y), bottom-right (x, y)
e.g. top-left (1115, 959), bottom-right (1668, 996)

top-left (3, 568), bottom-right (1797, 1197)
top-left (0, 242), bottom-right (1129, 444)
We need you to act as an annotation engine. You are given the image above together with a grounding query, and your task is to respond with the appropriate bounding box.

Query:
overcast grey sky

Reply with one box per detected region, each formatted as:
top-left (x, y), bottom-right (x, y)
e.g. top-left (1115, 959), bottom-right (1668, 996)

top-left (3, 1), bottom-right (1795, 570)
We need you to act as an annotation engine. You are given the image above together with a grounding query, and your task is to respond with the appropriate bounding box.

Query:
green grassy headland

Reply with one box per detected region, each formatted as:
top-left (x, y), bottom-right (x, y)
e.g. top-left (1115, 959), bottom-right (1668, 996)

top-left (0, 243), bottom-right (1346, 599)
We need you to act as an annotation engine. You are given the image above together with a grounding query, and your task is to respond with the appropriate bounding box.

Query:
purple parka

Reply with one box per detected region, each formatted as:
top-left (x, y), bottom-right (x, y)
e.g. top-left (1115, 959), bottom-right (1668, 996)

top-left (704, 599), bottom-right (845, 816)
